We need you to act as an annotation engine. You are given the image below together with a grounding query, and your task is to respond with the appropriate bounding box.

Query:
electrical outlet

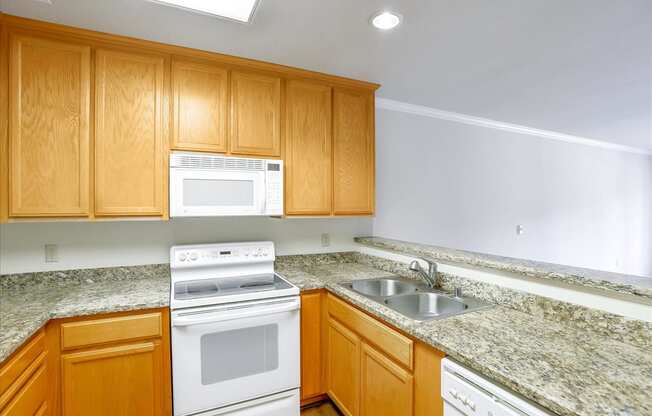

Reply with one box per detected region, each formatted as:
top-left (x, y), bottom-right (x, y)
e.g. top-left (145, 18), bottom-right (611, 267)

top-left (321, 233), bottom-right (331, 247)
top-left (516, 224), bottom-right (525, 235)
top-left (44, 244), bottom-right (59, 263)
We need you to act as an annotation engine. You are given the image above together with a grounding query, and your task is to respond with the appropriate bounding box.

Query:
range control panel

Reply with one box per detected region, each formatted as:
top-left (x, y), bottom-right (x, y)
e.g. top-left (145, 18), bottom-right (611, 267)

top-left (171, 242), bottom-right (275, 268)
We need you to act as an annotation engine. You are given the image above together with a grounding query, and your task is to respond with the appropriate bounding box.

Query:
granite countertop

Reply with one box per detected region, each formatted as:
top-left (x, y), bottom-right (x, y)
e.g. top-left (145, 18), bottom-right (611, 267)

top-left (276, 261), bottom-right (652, 416)
top-left (0, 265), bottom-right (170, 363)
top-left (355, 236), bottom-right (652, 302)
top-left (1, 260), bottom-right (650, 416)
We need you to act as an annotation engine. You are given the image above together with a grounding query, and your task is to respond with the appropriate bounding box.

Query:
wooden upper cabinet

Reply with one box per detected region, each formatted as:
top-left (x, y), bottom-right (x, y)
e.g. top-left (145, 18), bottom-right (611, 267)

top-left (229, 71), bottom-right (281, 157)
top-left (333, 89), bottom-right (375, 215)
top-left (171, 60), bottom-right (228, 152)
top-left (8, 35), bottom-right (91, 217)
top-left (285, 80), bottom-right (332, 215)
top-left (94, 49), bottom-right (166, 217)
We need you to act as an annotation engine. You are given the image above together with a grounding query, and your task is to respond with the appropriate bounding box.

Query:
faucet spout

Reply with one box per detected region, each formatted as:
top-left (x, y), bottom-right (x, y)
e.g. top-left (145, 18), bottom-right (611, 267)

top-left (408, 259), bottom-right (438, 288)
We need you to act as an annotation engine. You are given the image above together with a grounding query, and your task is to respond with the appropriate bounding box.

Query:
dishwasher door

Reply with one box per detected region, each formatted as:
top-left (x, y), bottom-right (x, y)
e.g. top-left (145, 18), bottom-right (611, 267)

top-left (441, 358), bottom-right (553, 416)
top-left (442, 366), bottom-right (500, 415)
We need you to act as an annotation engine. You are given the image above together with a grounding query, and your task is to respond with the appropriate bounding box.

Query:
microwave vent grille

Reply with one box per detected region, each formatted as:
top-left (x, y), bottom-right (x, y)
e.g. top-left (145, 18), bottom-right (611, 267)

top-left (172, 154), bottom-right (264, 171)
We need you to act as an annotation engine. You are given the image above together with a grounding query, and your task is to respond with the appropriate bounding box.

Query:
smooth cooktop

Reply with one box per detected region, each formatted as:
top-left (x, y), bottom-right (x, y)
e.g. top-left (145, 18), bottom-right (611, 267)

top-left (173, 273), bottom-right (294, 301)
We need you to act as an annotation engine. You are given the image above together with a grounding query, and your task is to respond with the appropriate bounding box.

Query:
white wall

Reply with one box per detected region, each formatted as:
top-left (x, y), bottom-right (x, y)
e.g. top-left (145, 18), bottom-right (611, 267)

top-left (373, 108), bottom-right (652, 277)
top-left (0, 217), bottom-right (372, 274)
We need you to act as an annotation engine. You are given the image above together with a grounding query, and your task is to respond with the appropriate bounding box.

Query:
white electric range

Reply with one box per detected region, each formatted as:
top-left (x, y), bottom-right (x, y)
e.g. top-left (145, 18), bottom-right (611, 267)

top-left (170, 241), bottom-right (300, 416)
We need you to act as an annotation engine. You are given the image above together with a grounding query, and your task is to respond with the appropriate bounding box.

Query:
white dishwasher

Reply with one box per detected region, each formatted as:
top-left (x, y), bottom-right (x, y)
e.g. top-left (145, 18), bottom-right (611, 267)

top-left (441, 358), bottom-right (554, 416)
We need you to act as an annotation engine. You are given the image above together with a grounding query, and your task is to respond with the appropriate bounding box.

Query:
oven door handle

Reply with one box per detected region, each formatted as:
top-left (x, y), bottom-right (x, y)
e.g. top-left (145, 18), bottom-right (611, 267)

top-left (172, 298), bottom-right (300, 327)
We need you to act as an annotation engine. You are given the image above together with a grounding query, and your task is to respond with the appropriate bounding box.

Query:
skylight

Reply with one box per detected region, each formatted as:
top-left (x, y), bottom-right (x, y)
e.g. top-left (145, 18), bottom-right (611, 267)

top-left (150, 0), bottom-right (260, 23)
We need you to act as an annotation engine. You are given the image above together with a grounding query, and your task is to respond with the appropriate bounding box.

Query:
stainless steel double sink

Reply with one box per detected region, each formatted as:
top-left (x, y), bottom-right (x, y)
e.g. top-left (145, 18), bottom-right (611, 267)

top-left (340, 277), bottom-right (492, 321)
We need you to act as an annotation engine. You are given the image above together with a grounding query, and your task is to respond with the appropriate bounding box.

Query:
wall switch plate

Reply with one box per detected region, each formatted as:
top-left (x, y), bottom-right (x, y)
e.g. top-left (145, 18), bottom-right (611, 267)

top-left (44, 244), bottom-right (59, 262)
top-left (321, 233), bottom-right (331, 247)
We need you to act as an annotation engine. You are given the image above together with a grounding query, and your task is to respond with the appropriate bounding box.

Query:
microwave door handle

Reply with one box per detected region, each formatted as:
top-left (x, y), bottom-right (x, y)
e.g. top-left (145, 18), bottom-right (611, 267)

top-left (173, 298), bottom-right (300, 327)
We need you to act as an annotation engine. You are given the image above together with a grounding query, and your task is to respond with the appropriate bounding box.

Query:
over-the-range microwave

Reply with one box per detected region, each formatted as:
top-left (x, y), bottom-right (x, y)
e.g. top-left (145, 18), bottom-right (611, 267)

top-left (170, 152), bottom-right (283, 217)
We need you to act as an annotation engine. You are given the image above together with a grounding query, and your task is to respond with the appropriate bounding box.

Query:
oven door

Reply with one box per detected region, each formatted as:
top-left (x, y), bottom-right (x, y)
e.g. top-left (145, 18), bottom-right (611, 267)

top-left (170, 168), bottom-right (266, 217)
top-left (171, 297), bottom-right (300, 416)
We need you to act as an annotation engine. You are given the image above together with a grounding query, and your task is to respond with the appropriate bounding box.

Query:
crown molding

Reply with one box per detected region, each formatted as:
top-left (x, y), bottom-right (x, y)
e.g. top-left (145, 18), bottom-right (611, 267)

top-left (376, 97), bottom-right (652, 156)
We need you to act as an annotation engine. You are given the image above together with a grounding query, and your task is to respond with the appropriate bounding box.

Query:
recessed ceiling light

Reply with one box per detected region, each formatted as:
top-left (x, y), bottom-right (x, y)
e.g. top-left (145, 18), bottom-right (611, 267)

top-left (149, 0), bottom-right (260, 23)
top-left (370, 11), bottom-right (402, 30)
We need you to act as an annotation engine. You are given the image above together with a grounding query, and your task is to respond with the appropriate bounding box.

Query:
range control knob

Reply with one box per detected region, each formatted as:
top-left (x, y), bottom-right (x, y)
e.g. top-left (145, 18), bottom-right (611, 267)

top-left (189, 252), bottom-right (198, 261)
top-left (178, 253), bottom-right (187, 262)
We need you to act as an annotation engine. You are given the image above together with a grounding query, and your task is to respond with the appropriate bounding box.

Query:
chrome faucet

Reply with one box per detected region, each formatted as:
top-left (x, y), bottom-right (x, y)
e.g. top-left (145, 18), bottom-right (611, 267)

top-left (408, 259), bottom-right (438, 288)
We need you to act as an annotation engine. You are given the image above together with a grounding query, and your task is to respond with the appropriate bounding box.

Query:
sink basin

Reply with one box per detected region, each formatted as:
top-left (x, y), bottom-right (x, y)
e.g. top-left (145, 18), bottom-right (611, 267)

top-left (339, 277), bottom-right (492, 321)
top-left (384, 293), bottom-right (467, 320)
top-left (350, 278), bottom-right (419, 297)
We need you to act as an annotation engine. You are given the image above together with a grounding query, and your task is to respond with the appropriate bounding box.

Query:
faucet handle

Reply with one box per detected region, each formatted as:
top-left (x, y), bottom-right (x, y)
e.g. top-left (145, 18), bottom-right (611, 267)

top-left (454, 287), bottom-right (463, 298)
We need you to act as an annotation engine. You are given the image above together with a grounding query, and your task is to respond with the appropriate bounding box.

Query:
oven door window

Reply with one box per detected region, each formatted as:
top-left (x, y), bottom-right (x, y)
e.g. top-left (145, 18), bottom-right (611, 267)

top-left (200, 324), bottom-right (279, 385)
top-left (183, 178), bottom-right (254, 207)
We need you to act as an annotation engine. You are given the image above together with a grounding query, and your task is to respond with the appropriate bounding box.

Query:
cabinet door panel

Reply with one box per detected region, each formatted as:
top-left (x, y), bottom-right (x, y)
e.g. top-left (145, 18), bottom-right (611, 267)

top-left (172, 60), bottom-right (227, 152)
top-left (301, 292), bottom-right (324, 401)
top-left (333, 89), bottom-right (374, 215)
top-left (0, 361), bottom-right (49, 416)
top-left (8, 35), bottom-right (90, 217)
top-left (94, 49), bottom-right (165, 216)
top-left (61, 342), bottom-right (164, 416)
top-left (327, 318), bottom-right (360, 416)
top-left (285, 80), bottom-right (332, 215)
top-left (360, 342), bottom-right (413, 416)
top-left (414, 342), bottom-right (446, 416)
top-left (229, 71), bottom-right (281, 157)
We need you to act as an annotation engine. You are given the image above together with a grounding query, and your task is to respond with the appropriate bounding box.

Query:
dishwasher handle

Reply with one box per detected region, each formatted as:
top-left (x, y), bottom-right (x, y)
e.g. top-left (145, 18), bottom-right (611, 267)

top-left (172, 297), bottom-right (300, 327)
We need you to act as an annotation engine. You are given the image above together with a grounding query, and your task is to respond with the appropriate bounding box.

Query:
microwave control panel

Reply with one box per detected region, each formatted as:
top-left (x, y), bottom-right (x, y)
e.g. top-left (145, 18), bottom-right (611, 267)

top-left (265, 160), bottom-right (284, 215)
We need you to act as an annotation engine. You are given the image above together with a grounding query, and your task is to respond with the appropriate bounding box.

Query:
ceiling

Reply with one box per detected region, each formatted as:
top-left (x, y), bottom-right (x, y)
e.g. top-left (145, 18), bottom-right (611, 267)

top-left (2, 0), bottom-right (651, 151)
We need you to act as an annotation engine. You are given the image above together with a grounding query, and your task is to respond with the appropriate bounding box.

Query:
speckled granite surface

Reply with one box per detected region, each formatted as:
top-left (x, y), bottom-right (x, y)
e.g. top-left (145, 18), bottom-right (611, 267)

top-left (355, 236), bottom-right (652, 301)
top-left (1, 256), bottom-right (651, 416)
top-left (353, 253), bottom-right (652, 350)
top-left (0, 264), bottom-right (169, 362)
top-left (278, 260), bottom-right (652, 416)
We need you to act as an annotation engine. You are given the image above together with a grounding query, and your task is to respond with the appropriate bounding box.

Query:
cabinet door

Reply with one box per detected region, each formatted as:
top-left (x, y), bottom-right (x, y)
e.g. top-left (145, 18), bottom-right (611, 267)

top-left (8, 35), bottom-right (90, 217)
top-left (94, 49), bottom-right (166, 216)
top-left (333, 89), bottom-right (374, 215)
top-left (360, 342), bottom-right (413, 416)
top-left (301, 292), bottom-right (324, 401)
top-left (229, 71), bottom-right (281, 157)
top-left (414, 342), bottom-right (446, 416)
top-left (327, 318), bottom-right (360, 416)
top-left (0, 360), bottom-right (49, 416)
top-left (285, 80), bottom-right (332, 215)
top-left (172, 60), bottom-right (228, 152)
top-left (61, 341), bottom-right (165, 416)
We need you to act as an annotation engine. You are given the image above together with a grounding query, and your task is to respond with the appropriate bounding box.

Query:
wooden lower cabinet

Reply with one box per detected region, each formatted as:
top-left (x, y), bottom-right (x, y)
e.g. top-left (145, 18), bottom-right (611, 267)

top-left (323, 293), bottom-right (445, 416)
top-left (0, 330), bottom-right (50, 416)
top-left (61, 341), bottom-right (165, 416)
top-left (47, 308), bottom-right (171, 416)
top-left (326, 318), bottom-right (360, 416)
top-left (414, 342), bottom-right (446, 416)
top-left (300, 291), bottom-right (326, 404)
top-left (360, 342), bottom-right (413, 416)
